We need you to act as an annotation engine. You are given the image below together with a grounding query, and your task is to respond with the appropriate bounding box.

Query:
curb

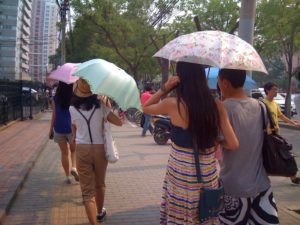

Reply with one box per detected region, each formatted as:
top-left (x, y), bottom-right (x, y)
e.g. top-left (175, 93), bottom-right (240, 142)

top-left (0, 133), bottom-right (49, 225)
top-left (0, 120), bottom-right (19, 132)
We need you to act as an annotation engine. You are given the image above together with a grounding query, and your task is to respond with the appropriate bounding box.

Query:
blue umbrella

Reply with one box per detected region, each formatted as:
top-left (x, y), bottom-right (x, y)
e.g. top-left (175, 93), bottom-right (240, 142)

top-left (205, 67), bottom-right (257, 90)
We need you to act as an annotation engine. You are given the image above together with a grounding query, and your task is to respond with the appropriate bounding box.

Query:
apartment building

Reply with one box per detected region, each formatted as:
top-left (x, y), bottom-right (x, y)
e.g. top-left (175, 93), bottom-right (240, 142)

top-left (29, 0), bottom-right (58, 82)
top-left (0, 0), bottom-right (32, 80)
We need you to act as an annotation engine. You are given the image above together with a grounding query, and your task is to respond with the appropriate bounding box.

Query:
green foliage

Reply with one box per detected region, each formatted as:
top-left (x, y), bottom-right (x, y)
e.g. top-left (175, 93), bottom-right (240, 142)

top-left (66, 0), bottom-right (179, 80)
top-left (252, 56), bottom-right (286, 87)
top-left (173, 0), bottom-right (239, 35)
top-left (256, 0), bottom-right (300, 72)
top-left (256, 0), bottom-right (300, 116)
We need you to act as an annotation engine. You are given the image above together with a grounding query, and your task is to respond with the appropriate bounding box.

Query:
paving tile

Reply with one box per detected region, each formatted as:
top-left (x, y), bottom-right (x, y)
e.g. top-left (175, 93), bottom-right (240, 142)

top-left (1, 116), bottom-right (300, 224)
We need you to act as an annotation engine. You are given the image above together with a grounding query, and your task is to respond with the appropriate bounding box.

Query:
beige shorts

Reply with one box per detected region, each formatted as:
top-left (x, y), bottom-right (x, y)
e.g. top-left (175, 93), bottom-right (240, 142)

top-left (53, 131), bottom-right (72, 144)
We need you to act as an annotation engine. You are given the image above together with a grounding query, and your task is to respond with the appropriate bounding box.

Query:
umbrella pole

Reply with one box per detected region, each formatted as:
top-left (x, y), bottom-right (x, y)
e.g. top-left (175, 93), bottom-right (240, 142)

top-left (207, 67), bottom-right (211, 81)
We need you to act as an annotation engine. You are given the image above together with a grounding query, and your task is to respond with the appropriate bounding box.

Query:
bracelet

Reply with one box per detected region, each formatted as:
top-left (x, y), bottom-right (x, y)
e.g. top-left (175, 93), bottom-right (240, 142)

top-left (160, 84), bottom-right (167, 93)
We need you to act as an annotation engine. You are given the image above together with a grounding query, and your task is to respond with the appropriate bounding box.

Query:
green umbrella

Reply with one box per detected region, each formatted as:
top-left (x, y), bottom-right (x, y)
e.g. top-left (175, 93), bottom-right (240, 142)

top-left (73, 59), bottom-right (141, 111)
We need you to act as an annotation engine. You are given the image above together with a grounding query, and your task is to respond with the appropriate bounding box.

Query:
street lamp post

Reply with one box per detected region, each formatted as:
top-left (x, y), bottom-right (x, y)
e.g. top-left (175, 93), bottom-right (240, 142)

top-left (56, 0), bottom-right (70, 65)
top-left (239, 0), bottom-right (256, 79)
top-left (238, 0), bottom-right (256, 45)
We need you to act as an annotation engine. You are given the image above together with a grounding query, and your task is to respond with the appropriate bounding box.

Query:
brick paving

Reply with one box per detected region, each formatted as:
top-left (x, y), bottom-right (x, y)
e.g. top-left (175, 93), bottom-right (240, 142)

top-left (0, 113), bottom-right (50, 224)
top-left (0, 112), bottom-right (300, 224)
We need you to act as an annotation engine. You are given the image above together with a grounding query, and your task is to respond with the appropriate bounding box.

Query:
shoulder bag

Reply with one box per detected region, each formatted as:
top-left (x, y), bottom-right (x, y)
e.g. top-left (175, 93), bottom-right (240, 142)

top-left (259, 102), bottom-right (298, 177)
top-left (193, 143), bottom-right (224, 223)
top-left (102, 105), bottom-right (119, 163)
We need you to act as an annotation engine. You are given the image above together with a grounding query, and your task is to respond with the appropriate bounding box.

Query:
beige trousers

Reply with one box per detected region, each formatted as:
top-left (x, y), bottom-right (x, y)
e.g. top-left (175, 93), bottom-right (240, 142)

top-left (76, 144), bottom-right (108, 205)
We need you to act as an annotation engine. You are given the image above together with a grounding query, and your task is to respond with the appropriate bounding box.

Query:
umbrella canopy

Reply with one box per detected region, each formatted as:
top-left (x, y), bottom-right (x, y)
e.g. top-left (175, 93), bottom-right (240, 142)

top-left (49, 63), bottom-right (79, 84)
top-left (205, 67), bottom-right (257, 90)
top-left (73, 59), bottom-right (141, 111)
top-left (154, 30), bottom-right (267, 74)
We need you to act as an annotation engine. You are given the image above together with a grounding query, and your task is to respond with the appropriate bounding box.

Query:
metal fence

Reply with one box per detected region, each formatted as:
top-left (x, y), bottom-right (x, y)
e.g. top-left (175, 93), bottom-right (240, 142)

top-left (0, 80), bottom-right (49, 125)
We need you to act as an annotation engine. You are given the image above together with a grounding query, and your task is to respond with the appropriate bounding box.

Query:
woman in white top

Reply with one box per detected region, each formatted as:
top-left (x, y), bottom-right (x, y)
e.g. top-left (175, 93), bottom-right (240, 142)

top-left (70, 79), bottom-right (122, 225)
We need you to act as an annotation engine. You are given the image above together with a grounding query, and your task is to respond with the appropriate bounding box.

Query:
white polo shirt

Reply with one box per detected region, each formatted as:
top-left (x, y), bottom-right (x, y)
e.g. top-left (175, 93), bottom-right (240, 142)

top-left (69, 105), bottom-right (110, 144)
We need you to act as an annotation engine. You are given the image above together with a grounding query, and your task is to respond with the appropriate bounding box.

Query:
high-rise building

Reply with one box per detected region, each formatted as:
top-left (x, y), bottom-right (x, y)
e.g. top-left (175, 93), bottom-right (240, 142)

top-left (29, 0), bottom-right (58, 82)
top-left (0, 0), bottom-right (32, 80)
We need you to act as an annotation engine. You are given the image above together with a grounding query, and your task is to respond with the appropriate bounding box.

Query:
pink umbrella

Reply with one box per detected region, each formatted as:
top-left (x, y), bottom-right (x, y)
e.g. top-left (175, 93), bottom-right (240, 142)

top-left (48, 63), bottom-right (80, 84)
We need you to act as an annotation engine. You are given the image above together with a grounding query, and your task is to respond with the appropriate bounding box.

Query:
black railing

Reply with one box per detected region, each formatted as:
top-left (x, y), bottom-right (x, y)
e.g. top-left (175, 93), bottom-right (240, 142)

top-left (0, 80), bottom-right (49, 125)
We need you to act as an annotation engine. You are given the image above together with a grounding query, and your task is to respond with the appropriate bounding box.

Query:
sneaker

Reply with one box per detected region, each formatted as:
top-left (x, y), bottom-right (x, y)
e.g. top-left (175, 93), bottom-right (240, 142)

top-left (291, 177), bottom-right (300, 186)
top-left (96, 208), bottom-right (106, 222)
top-left (71, 168), bottom-right (79, 182)
top-left (64, 176), bottom-right (72, 184)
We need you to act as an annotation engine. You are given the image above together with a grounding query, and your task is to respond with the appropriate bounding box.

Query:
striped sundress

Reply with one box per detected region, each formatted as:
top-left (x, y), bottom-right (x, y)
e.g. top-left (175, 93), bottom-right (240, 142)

top-left (160, 125), bottom-right (220, 225)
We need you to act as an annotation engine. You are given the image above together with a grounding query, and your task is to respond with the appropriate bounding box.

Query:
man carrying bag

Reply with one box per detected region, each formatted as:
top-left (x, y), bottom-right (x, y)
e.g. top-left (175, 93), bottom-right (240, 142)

top-left (218, 69), bottom-right (279, 225)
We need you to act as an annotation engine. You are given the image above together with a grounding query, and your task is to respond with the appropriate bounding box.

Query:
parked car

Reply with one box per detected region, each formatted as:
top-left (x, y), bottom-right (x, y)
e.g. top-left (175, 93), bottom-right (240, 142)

top-left (250, 88), bottom-right (297, 116)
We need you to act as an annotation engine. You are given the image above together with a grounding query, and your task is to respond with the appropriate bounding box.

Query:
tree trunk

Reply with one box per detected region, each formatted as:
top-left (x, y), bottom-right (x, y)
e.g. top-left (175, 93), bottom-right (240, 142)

top-left (161, 35), bottom-right (169, 85)
top-left (284, 56), bottom-right (293, 117)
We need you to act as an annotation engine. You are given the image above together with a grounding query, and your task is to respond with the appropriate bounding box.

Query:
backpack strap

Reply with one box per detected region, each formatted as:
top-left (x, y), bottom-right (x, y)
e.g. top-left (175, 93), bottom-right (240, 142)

top-left (75, 106), bottom-right (97, 144)
top-left (259, 100), bottom-right (276, 133)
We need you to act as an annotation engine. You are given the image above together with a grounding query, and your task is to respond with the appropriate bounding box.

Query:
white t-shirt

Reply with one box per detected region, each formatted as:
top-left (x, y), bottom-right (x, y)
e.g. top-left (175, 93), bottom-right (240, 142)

top-left (69, 105), bottom-right (110, 144)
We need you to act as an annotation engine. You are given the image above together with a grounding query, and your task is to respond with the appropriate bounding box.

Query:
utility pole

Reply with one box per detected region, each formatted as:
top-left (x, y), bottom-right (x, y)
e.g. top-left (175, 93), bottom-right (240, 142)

top-left (238, 0), bottom-right (256, 45)
top-left (56, 0), bottom-right (70, 65)
top-left (238, 0), bottom-right (256, 79)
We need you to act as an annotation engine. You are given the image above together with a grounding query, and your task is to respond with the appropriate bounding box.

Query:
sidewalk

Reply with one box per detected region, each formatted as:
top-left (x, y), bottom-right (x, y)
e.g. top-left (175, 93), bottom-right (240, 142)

top-left (0, 112), bottom-right (51, 225)
top-left (0, 113), bottom-right (300, 224)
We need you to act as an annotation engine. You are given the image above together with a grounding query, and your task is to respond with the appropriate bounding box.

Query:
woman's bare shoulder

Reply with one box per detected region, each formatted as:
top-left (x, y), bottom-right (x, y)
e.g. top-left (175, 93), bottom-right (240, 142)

top-left (160, 97), bottom-right (178, 114)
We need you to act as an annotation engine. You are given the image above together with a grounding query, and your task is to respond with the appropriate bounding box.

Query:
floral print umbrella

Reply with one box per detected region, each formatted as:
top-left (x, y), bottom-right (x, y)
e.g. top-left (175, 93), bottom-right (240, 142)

top-left (154, 30), bottom-right (268, 74)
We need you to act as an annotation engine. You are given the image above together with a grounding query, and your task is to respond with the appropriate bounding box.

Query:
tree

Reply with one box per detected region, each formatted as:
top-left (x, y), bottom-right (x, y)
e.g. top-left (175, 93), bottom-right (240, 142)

top-left (172, 0), bottom-right (240, 35)
top-left (69, 0), bottom-right (179, 80)
top-left (256, 0), bottom-right (300, 117)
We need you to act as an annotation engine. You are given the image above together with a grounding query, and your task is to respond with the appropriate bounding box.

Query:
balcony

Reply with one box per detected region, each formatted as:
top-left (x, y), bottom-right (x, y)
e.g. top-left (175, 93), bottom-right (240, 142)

top-left (23, 5), bottom-right (31, 19)
top-left (21, 34), bottom-right (29, 44)
top-left (21, 53), bottom-right (29, 61)
top-left (22, 24), bottom-right (30, 35)
top-left (23, 0), bottom-right (32, 11)
top-left (21, 62), bottom-right (29, 70)
top-left (21, 44), bottom-right (29, 52)
top-left (22, 14), bottom-right (31, 26)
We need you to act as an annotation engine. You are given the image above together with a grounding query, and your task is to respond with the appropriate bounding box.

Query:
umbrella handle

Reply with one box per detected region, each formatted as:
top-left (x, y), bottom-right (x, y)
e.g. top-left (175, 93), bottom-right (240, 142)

top-left (207, 67), bottom-right (211, 80)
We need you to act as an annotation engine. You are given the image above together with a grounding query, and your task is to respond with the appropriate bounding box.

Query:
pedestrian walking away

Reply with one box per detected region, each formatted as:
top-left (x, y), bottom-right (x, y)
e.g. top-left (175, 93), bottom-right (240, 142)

top-left (70, 78), bottom-right (122, 225)
top-left (143, 62), bottom-right (239, 224)
top-left (218, 69), bottom-right (279, 225)
top-left (49, 81), bottom-right (79, 184)
top-left (263, 82), bottom-right (300, 186)
top-left (141, 84), bottom-right (154, 136)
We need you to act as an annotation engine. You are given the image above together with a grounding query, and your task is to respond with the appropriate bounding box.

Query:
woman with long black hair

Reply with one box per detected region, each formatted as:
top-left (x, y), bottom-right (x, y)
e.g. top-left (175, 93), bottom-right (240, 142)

top-left (49, 81), bottom-right (79, 184)
top-left (143, 62), bottom-right (239, 224)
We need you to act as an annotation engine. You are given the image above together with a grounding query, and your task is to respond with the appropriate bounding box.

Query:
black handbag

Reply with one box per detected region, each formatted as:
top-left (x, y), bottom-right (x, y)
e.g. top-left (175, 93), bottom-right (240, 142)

top-left (193, 143), bottom-right (224, 222)
top-left (259, 102), bottom-right (298, 177)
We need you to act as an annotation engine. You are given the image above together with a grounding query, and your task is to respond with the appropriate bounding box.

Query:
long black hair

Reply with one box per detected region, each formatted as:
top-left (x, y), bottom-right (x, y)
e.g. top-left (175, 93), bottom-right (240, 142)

top-left (175, 62), bottom-right (220, 150)
top-left (71, 94), bottom-right (100, 111)
top-left (55, 82), bottom-right (73, 110)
